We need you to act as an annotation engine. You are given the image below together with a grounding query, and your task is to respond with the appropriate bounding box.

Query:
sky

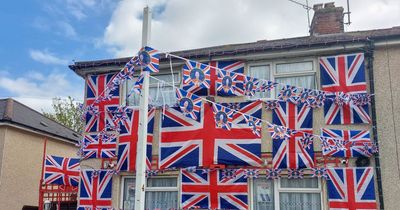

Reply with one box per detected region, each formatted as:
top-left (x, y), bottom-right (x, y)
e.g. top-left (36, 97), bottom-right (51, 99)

top-left (0, 0), bottom-right (399, 112)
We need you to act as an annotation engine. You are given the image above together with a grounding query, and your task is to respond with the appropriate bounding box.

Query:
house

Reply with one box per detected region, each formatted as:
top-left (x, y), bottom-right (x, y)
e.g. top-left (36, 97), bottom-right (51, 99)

top-left (0, 98), bottom-right (80, 210)
top-left (69, 2), bottom-right (400, 210)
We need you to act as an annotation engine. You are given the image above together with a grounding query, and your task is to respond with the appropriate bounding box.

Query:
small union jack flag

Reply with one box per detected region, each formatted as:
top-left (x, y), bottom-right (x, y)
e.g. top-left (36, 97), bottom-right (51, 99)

top-left (321, 128), bottom-right (374, 157)
top-left (182, 60), bottom-right (211, 96)
top-left (128, 73), bottom-right (144, 96)
top-left (311, 167), bottom-right (327, 179)
top-left (44, 155), bottom-right (80, 186)
top-left (309, 90), bottom-right (326, 108)
top-left (82, 133), bottom-right (117, 159)
top-left (212, 103), bottom-right (234, 130)
top-left (287, 168), bottom-right (304, 179)
top-left (268, 124), bottom-right (291, 140)
top-left (326, 167), bottom-right (377, 210)
top-left (138, 46), bottom-right (159, 73)
top-left (176, 88), bottom-right (202, 121)
top-left (181, 169), bottom-right (248, 210)
top-left (265, 100), bottom-right (280, 110)
top-left (209, 60), bottom-right (245, 96)
top-left (243, 114), bottom-right (262, 137)
top-left (244, 169), bottom-right (260, 178)
top-left (278, 85), bottom-right (298, 104)
top-left (78, 170), bottom-right (113, 210)
top-left (244, 76), bottom-right (259, 96)
top-left (266, 168), bottom-right (281, 179)
top-left (258, 80), bottom-right (278, 92)
top-left (216, 68), bottom-right (245, 96)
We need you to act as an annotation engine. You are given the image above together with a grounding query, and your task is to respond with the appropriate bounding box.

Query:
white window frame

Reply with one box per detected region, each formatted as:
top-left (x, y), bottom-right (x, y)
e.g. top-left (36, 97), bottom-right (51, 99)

top-left (249, 177), bottom-right (323, 210)
top-left (120, 175), bottom-right (180, 210)
top-left (247, 58), bottom-right (317, 100)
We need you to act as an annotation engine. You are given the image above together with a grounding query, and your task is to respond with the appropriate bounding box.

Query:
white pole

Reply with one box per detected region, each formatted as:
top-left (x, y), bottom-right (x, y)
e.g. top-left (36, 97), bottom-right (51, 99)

top-left (135, 6), bottom-right (151, 210)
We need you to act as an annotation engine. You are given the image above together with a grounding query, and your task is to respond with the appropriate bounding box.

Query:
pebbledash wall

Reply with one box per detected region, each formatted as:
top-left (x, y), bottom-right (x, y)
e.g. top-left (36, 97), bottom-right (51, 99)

top-left (70, 4), bottom-right (400, 210)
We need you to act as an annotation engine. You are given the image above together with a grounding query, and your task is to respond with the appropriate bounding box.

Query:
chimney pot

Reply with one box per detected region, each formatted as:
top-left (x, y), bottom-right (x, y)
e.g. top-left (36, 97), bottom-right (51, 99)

top-left (313, 4), bottom-right (323, 10)
top-left (324, 2), bottom-right (335, 8)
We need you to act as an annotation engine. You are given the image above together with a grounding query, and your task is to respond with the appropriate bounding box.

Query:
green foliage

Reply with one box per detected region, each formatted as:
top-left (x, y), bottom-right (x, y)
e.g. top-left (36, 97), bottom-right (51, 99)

top-left (43, 96), bottom-right (84, 133)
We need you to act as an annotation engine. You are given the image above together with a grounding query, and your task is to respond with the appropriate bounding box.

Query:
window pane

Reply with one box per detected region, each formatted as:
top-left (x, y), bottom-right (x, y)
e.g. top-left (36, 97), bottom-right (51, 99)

top-left (276, 62), bottom-right (313, 74)
top-left (253, 178), bottom-right (274, 210)
top-left (280, 178), bottom-right (319, 189)
top-left (145, 191), bottom-right (178, 210)
top-left (147, 178), bottom-right (177, 187)
top-left (123, 178), bottom-right (135, 210)
top-left (248, 65), bottom-right (271, 99)
top-left (149, 74), bottom-right (180, 85)
top-left (279, 192), bottom-right (321, 210)
top-left (275, 75), bottom-right (315, 90)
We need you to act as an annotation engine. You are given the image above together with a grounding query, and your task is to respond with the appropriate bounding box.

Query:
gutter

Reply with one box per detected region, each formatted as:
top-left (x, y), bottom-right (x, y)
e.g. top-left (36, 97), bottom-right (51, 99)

top-left (0, 121), bottom-right (79, 145)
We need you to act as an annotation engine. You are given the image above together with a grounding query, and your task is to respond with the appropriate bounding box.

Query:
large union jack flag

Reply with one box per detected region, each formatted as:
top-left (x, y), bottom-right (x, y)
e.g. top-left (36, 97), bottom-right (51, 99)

top-left (320, 53), bottom-right (371, 125)
top-left (216, 68), bottom-right (245, 96)
top-left (116, 108), bottom-right (155, 172)
top-left (82, 133), bottom-right (117, 159)
top-left (321, 128), bottom-right (374, 158)
top-left (160, 103), bottom-right (262, 169)
top-left (272, 101), bottom-right (314, 169)
top-left (182, 60), bottom-right (211, 96)
top-left (326, 167), bottom-right (377, 210)
top-left (43, 155), bottom-right (80, 187)
top-left (85, 73), bottom-right (120, 132)
top-left (78, 170), bottom-right (113, 210)
top-left (181, 169), bottom-right (248, 210)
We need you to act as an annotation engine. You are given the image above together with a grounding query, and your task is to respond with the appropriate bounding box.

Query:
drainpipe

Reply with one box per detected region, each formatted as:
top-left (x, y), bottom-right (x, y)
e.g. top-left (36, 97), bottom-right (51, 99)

top-left (365, 38), bottom-right (385, 210)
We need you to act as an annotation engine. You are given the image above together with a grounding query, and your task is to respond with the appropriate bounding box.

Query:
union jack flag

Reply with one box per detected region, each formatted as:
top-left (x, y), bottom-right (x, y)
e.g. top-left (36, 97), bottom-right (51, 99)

top-left (181, 169), bottom-right (248, 210)
top-left (212, 103), bottom-right (234, 130)
top-left (160, 103), bottom-right (262, 169)
top-left (183, 61), bottom-right (244, 96)
top-left (85, 73), bottom-right (120, 132)
top-left (182, 60), bottom-right (211, 96)
top-left (277, 85), bottom-right (298, 104)
top-left (43, 155), bottom-right (80, 186)
top-left (128, 73), bottom-right (144, 96)
top-left (320, 53), bottom-right (371, 124)
top-left (82, 133), bottom-right (117, 159)
top-left (244, 76), bottom-right (259, 96)
top-left (258, 80), bottom-right (279, 92)
top-left (116, 108), bottom-right (155, 172)
top-left (138, 46), bottom-right (159, 73)
top-left (78, 170), bottom-right (113, 210)
top-left (321, 128), bottom-right (374, 158)
top-left (272, 101), bottom-right (314, 169)
top-left (326, 167), bottom-right (377, 210)
top-left (216, 68), bottom-right (245, 96)
top-left (176, 88), bottom-right (202, 121)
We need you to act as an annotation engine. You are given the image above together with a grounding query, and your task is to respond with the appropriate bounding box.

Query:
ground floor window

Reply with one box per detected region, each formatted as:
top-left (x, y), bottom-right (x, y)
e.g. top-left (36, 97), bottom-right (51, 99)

top-left (121, 177), bottom-right (179, 210)
top-left (252, 177), bottom-right (322, 210)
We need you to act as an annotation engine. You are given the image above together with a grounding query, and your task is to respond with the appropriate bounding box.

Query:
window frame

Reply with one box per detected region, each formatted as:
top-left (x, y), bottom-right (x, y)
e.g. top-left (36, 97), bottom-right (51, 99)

top-left (249, 177), bottom-right (324, 210)
top-left (119, 175), bottom-right (180, 210)
top-left (246, 57), bottom-right (318, 100)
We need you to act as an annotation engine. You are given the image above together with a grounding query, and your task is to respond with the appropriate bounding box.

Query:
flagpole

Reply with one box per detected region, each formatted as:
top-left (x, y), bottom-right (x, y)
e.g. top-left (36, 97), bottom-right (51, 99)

top-left (135, 6), bottom-right (151, 210)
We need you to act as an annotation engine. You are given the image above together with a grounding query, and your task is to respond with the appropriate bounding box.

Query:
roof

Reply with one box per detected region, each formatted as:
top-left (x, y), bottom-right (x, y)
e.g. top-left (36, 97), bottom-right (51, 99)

top-left (0, 98), bottom-right (80, 143)
top-left (69, 26), bottom-right (400, 75)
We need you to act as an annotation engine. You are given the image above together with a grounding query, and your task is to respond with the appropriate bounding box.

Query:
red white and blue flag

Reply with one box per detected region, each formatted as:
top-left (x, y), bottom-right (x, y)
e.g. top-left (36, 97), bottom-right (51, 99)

top-left (272, 101), bottom-right (314, 169)
top-left (78, 169), bottom-right (113, 210)
top-left (82, 133), bottom-right (117, 159)
top-left (85, 73), bottom-right (120, 132)
top-left (244, 76), bottom-right (260, 96)
top-left (116, 108), bottom-right (155, 172)
top-left (182, 60), bottom-right (211, 96)
top-left (320, 53), bottom-right (371, 124)
top-left (160, 103), bottom-right (262, 169)
top-left (211, 103), bottom-right (234, 130)
top-left (216, 68), bottom-right (245, 96)
top-left (138, 46), bottom-right (160, 73)
top-left (43, 155), bottom-right (80, 187)
top-left (222, 101), bottom-right (263, 136)
top-left (326, 167), bottom-right (377, 210)
top-left (321, 128), bottom-right (374, 158)
top-left (176, 88), bottom-right (202, 121)
top-left (181, 169), bottom-right (248, 210)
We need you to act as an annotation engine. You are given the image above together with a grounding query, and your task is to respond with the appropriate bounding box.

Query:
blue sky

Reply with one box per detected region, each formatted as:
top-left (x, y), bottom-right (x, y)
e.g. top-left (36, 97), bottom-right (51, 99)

top-left (0, 0), bottom-right (399, 112)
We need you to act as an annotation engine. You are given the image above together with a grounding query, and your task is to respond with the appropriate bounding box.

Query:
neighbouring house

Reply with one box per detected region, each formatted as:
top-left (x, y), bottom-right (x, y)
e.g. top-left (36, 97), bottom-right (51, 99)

top-left (69, 3), bottom-right (400, 210)
top-left (0, 98), bottom-right (80, 210)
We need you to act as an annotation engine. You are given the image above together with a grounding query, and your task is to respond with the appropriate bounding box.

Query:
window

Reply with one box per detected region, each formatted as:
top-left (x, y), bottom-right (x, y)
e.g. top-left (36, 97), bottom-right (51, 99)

top-left (252, 178), bottom-right (322, 210)
top-left (126, 73), bottom-right (180, 106)
top-left (121, 177), bottom-right (179, 210)
top-left (248, 60), bottom-right (316, 100)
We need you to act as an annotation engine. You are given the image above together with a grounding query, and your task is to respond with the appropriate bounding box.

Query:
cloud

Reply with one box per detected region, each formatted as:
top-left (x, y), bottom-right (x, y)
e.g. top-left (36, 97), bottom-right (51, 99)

top-left (102, 0), bottom-right (400, 57)
top-left (29, 49), bottom-right (69, 65)
top-left (57, 21), bottom-right (77, 38)
top-left (0, 70), bottom-right (83, 112)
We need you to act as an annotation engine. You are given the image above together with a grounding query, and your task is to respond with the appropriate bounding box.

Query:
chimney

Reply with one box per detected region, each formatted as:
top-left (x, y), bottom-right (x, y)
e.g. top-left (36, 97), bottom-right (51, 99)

top-left (310, 2), bottom-right (344, 35)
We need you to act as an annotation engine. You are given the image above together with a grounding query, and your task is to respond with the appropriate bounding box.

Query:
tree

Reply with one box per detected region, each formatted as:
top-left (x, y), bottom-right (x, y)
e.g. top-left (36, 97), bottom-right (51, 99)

top-left (43, 96), bottom-right (84, 133)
